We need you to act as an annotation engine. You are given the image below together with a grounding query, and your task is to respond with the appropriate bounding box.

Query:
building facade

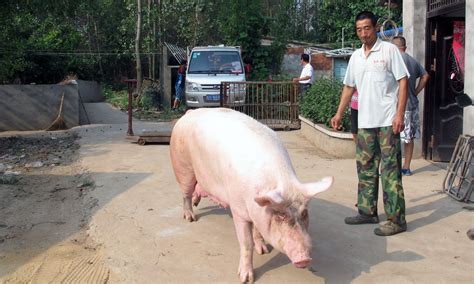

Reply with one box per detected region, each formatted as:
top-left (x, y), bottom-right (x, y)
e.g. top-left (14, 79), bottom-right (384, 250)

top-left (404, 0), bottom-right (472, 161)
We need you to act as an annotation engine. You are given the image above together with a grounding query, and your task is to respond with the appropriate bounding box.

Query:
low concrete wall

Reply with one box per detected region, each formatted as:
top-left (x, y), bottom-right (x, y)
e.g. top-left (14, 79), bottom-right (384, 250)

top-left (0, 84), bottom-right (80, 131)
top-left (77, 80), bottom-right (103, 103)
top-left (299, 116), bottom-right (355, 158)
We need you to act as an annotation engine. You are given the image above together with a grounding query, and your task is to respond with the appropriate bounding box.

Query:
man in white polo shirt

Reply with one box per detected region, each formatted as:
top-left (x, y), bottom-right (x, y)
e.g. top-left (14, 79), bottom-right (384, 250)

top-left (292, 53), bottom-right (314, 101)
top-left (331, 11), bottom-right (409, 236)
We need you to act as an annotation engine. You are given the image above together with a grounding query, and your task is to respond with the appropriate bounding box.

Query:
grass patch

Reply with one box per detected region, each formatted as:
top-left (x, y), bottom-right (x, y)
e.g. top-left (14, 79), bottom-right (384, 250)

top-left (0, 176), bottom-right (19, 185)
top-left (82, 178), bottom-right (95, 187)
top-left (103, 85), bottom-right (129, 110)
top-left (102, 84), bottom-right (184, 122)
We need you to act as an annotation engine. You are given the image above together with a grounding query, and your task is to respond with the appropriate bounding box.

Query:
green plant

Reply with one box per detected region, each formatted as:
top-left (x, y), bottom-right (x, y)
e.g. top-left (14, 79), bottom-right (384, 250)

top-left (300, 78), bottom-right (351, 131)
top-left (271, 73), bottom-right (292, 81)
top-left (102, 85), bottom-right (129, 110)
top-left (82, 177), bottom-right (95, 187)
top-left (0, 176), bottom-right (19, 185)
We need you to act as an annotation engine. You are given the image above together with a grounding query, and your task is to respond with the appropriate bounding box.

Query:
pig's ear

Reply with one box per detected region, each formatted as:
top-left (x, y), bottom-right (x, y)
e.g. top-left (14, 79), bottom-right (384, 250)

top-left (301, 176), bottom-right (333, 198)
top-left (254, 190), bottom-right (284, 207)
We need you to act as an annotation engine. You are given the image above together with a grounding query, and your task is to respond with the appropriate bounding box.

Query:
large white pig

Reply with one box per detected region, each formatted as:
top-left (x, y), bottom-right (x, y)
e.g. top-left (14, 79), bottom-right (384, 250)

top-left (170, 108), bottom-right (333, 283)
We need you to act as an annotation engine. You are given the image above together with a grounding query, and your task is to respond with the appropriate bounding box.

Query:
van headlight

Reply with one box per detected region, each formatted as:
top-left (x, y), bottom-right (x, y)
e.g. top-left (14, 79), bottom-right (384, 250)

top-left (186, 82), bottom-right (199, 92)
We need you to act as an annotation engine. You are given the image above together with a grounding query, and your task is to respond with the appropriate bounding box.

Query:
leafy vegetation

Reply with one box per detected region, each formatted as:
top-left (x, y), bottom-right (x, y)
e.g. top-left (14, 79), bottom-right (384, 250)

top-left (1, 0), bottom-right (401, 120)
top-left (102, 84), bottom-right (182, 121)
top-left (102, 85), bottom-right (129, 110)
top-left (0, 176), bottom-right (19, 185)
top-left (300, 78), bottom-right (351, 132)
top-left (0, 0), bottom-right (401, 85)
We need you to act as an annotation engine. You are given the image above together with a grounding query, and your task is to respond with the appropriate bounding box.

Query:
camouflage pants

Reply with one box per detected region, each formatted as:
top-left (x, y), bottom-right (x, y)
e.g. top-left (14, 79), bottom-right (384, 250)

top-left (356, 127), bottom-right (406, 225)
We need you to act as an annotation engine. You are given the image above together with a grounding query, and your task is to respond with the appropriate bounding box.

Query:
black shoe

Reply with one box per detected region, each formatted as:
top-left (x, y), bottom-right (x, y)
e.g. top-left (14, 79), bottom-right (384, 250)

top-left (374, 221), bottom-right (407, 236)
top-left (344, 214), bottom-right (379, 225)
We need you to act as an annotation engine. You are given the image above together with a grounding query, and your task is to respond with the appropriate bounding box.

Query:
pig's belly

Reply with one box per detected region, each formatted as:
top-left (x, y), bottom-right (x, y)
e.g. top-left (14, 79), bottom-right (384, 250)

top-left (195, 183), bottom-right (229, 208)
top-left (193, 160), bottom-right (255, 210)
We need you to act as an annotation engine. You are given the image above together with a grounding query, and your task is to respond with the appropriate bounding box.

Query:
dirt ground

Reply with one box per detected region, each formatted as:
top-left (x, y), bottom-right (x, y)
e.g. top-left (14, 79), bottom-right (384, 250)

top-left (0, 131), bottom-right (109, 283)
top-left (0, 107), bottom-right (473, 283)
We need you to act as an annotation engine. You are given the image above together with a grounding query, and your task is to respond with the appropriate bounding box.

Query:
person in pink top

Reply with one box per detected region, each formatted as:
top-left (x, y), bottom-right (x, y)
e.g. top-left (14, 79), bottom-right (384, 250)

top-left (350, 90), bottom-right (358, 143)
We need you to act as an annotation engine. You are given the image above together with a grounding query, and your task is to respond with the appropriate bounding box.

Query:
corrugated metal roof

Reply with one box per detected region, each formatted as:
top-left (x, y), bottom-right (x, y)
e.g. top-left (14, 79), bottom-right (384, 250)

top-left (164, 42), bottom-right (187, 64)
top-left (310, 47), bottom-right (355, 58)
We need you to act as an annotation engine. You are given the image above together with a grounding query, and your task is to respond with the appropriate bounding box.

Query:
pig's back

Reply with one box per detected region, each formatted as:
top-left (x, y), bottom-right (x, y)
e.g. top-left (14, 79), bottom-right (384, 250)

top-left (171, 108), bottom-right (295, 197)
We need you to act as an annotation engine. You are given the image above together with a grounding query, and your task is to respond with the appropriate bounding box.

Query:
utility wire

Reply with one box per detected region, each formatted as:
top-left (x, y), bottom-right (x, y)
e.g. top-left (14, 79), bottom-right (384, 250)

top-left (0, 50), bottom-right (162, 56)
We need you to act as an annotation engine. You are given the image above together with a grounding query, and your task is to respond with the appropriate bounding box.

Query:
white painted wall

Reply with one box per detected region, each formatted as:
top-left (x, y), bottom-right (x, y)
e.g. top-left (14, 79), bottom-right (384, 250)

top-left (403, 1), bottom-right (427, 158)
top-left (464, 2), bottom-right (474, 135)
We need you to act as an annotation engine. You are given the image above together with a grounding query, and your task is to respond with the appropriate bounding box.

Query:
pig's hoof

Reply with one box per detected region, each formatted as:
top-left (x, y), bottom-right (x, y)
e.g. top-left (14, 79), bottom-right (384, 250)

top-left (192, 194), bottom-right (201, 207)
top-left (183, 210), bottom-right (196, 222)
top-left (254, 241), bottom-right (269, 255)
top-left (238, 267), bottom-right (254, 283)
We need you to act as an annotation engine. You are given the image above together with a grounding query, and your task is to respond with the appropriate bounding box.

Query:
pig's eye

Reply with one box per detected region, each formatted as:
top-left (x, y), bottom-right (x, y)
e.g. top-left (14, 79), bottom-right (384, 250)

top-left (301, 209), bottom-right (308, 219)
top-left (275, 212), bottom-right (287, 222)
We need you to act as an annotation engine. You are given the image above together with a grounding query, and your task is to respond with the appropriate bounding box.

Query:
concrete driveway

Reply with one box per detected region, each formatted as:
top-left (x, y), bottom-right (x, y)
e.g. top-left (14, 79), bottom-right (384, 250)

top-left (74, 104), bottom-right (473, 283)
top-left (2, 102), bottom-right (472, 283)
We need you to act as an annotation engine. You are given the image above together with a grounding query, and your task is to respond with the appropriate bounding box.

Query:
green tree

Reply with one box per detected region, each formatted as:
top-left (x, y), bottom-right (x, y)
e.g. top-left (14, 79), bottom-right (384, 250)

top-left (217, 0), bottom-right (269, 79)
top-left (311, 0), bottom-right (402, 47)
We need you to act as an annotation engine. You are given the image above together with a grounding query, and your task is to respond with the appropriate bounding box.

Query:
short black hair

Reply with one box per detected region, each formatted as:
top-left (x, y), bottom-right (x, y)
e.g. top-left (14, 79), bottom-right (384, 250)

top-left (392, 36), bottom-right (406, 47)
top-left (355, 11), bottom-right (377, 27)
top-left (301, 54), bottom-right (310, 62)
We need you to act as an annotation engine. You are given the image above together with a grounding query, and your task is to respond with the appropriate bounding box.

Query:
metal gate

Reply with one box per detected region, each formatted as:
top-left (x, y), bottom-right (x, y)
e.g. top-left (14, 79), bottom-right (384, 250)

top-left (220, 81), bottom-right (300, 130)
top-left (443, 135), bottom-right (473, 202)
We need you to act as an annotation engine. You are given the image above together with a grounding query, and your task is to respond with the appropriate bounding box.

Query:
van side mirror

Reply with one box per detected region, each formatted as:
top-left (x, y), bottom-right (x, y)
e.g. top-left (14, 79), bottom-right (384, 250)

top-left (455, 93), bottom-right (473, 108)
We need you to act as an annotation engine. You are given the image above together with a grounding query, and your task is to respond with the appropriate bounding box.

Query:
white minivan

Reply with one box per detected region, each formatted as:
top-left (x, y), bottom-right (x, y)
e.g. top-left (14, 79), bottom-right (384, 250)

top-left (185, 46), bottom-right (246, 108)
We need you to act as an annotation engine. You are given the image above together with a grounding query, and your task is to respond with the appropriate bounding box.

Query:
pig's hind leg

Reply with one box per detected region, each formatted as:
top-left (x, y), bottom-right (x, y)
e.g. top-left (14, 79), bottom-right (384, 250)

top-left (183, 194), bottom-right (196, 222)
top-left (174, 164), bottom-right (198, 222)
top-left (192, 183), bottom-right (207, 207)
top-left (170, 132), bottom-right (199, 222)
top-left (252, 225), bottom-right (270, 255)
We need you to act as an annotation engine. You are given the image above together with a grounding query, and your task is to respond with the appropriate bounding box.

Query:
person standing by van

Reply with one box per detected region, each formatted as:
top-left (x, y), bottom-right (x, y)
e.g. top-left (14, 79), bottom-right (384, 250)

top-left (292, 53), bottom-right (314, 101)
top-left (172, 59), bottom-right (187, 111)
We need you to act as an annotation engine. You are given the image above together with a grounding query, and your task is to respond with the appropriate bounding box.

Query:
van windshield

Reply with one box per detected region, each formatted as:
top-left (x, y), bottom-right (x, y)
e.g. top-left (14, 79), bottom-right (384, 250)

top-left (188, 51), bottom-right (243, 74)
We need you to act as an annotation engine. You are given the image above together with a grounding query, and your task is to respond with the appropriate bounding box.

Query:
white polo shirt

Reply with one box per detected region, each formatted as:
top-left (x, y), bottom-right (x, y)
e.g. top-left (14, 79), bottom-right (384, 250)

top-left (299, 63), bottom-right (314, 84)
top-left (343, 39), bottom-right (409, 128)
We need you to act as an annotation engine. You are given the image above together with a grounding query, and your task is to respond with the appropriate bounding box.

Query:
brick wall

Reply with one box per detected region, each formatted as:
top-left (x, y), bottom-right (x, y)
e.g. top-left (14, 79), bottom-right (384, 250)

top-left (311, 53), bottom-right (332, 71)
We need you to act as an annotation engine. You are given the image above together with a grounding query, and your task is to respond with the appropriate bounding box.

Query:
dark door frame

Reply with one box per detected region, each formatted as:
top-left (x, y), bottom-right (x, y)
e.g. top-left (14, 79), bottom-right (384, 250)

top-left (423, 2), bottom-right (465, 161)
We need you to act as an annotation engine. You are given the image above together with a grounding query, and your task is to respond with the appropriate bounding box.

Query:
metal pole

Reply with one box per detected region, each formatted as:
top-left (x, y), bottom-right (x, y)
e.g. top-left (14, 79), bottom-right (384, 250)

top-left (125, 79), bottom-right (137, 136)
top-left (342, 27), bottom-right (345, 49)
top-left (127, 83), bottom-right (134, 136)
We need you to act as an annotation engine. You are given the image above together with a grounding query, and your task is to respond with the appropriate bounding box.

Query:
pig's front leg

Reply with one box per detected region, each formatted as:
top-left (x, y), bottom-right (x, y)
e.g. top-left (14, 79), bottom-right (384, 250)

top-left (233, 215), bottom-right (254, 283)
top-left (252, 225), bottom-right (269, 255)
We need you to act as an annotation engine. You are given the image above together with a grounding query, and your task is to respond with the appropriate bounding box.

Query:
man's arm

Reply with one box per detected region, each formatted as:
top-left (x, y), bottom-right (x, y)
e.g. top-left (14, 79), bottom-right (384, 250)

top-left (393, 76), bottom-right (408, 134)
top-left (293, 75), bottom-right (311, 82)
top-left (415, 73), bottom-right (430, 96)
top-left (330, 85), bottom-right (355, 130)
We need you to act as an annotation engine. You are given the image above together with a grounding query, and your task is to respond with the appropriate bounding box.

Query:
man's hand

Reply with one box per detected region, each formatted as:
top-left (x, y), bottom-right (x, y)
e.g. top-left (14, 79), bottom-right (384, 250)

top-left (331, 114), bottom-right (343, 131)
top-left (330, 85), bottom-right (354, 132)
top-left (392, 114), bottom-right (405, 134)
top-left (292, 78), bottom-right (299, 82)
top-left (394, 77), bottom-right (408, 134)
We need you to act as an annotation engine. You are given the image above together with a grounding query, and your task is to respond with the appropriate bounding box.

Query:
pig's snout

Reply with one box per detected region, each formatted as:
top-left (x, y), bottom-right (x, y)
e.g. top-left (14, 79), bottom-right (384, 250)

top-left (293, 258), bottom-right (312, 268)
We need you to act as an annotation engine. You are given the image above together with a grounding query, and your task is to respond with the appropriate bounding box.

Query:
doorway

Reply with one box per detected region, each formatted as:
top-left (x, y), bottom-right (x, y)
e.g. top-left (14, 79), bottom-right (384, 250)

top-left (424, 5), bottom-right (465, 162)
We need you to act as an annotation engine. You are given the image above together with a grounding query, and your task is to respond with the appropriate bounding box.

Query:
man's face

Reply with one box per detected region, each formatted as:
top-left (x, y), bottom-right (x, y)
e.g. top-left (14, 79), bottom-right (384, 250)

top-left (356, 18), bottom-right (377, 46)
